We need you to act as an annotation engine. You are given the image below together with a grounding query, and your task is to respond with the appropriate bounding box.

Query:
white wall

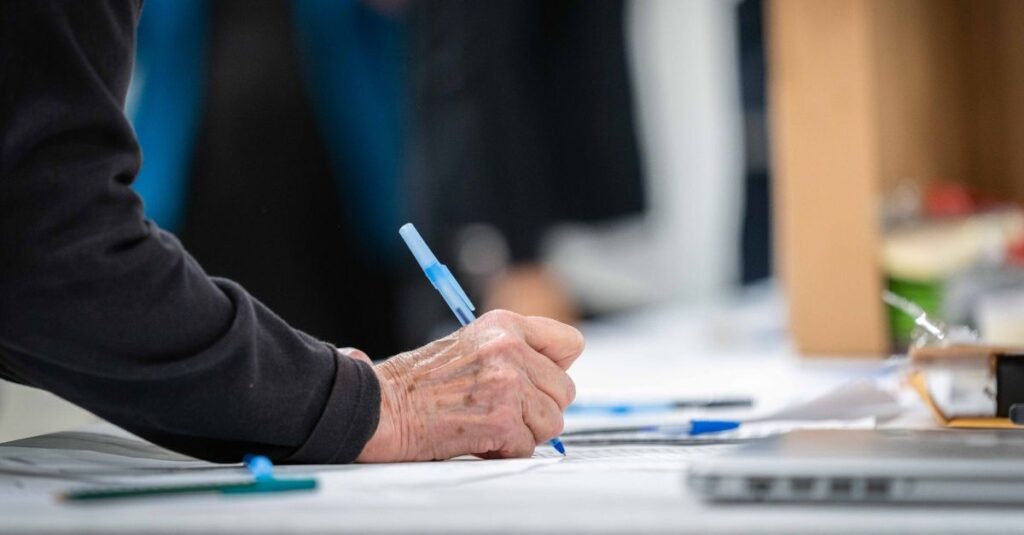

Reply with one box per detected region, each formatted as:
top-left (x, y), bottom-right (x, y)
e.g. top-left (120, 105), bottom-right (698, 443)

top-left (545, 0), bottom-right (745, 312)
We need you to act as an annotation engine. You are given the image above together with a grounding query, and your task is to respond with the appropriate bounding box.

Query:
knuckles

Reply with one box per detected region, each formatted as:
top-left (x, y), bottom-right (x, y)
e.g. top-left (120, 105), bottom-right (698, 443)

top-left (478, 365), bottom-right (521, 393)
top-left (479, 334), bottom-right (525, 363)
top-left (477, 309), bottom-right (521, 330)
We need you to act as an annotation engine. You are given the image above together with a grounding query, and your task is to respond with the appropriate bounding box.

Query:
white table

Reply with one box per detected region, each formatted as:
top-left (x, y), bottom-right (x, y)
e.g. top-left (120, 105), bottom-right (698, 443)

top-left (4, 292), bottom-right (1024, 534)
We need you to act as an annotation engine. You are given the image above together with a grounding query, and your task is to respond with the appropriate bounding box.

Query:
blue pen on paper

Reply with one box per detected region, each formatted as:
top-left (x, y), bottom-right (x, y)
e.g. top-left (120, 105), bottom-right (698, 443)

top-left (561, 419), bottom-right (741, 437)
top-left (400, 223), bottom-right (566, 456)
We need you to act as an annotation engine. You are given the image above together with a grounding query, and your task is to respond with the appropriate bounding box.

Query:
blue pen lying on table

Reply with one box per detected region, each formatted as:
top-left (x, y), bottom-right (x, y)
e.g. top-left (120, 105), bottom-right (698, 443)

top-left (399, 223), bottom-right (567, 456)
top-left (565, 398), bottom-right (754, 416)
top-left (561, 420), bottom-right (741, 437)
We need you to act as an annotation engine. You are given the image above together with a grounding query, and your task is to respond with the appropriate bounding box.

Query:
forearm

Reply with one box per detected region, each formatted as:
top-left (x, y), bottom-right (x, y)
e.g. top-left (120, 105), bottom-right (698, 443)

top-left (0, 0), bottom-right (379, 463)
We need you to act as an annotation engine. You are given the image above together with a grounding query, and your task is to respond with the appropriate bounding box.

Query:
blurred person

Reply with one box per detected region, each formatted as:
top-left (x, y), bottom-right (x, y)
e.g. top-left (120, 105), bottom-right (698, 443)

top-left (534, 0), bottom-right (746, 313)
top-left (126, 0), bottom-right (645, 355)
top-left (128, 0), bottom-right (407, 358)
top-left (406, 0), bottom-right (646, 326)
top-left (1, 1), bottom-right (582, 464)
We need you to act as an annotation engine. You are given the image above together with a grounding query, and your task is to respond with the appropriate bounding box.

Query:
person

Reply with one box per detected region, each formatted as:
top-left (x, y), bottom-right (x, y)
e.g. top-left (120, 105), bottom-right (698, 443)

top-left (127, 0), bottom-right (411, 358)
top-left (0, 1), bottom-right (582, 463)
top-left (124, 0), bottom-right (625, 356)
top-left (406, 0), bottom-right (645, 324)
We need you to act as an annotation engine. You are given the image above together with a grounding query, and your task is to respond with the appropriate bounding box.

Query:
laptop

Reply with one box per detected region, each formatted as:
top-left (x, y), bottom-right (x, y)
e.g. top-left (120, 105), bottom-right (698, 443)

top-left (688, 429), bottom-right (1024, 504)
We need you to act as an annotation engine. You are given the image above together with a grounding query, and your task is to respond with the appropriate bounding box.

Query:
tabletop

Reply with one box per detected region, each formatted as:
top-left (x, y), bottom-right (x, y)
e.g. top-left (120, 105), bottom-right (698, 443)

top-left (4, 290), bottom-right (1024, 534)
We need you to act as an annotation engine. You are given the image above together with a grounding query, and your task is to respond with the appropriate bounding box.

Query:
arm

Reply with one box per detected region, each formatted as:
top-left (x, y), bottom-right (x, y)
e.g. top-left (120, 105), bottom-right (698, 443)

top-left (0, 1), bottom-right (379, 463)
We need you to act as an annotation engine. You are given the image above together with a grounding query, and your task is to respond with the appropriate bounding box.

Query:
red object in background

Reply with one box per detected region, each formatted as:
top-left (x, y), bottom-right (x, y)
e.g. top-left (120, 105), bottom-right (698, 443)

top-left (1008, 238), bottom-right (1024, 267)
top-left (924, 182), bottom-right (975, 217)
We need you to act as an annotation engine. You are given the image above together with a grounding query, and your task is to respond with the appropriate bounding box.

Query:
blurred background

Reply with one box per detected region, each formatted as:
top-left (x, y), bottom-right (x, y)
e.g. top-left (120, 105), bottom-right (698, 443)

top-left (6, 0), bottom-right (1024, 442)
top-left (4, 0), bottom-right (769, 440)
top-left (118, 0), bottom-right (769, 357)
top-left (95, 0), bottom-right (772, 354)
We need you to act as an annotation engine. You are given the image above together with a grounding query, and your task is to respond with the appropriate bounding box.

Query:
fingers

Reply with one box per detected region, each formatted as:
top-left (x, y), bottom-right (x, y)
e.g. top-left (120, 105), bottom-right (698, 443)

top-left (522, 315), bottom-right (584, 370)
top-left (521, 349), bottom-right (576, 410)
top-left (468, 362), bottom-right (564, 459)
top-left (360, 310), bottom-right (582, 463)
top-left (521, 387), bottom-right (564, 445)
top-left (478, 310), bottom-right (584, 370)
top-left (478, 395), bottom-right (557, 459)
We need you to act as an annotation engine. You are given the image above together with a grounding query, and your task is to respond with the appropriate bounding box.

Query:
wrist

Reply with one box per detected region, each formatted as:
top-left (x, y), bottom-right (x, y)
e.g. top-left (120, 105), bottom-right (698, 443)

top-left (356, 360), bottom-right (409, 462)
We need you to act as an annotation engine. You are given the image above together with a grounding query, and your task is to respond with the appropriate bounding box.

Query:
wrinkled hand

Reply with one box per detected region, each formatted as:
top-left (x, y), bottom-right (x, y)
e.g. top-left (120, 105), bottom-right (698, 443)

top-left (352, 310), bottom-right (584, 462)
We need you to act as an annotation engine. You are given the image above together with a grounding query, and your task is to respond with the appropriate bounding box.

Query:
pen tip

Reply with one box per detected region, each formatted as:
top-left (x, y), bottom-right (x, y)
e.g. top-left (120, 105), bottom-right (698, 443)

top-left (550, 438), bottom-right (566, 455)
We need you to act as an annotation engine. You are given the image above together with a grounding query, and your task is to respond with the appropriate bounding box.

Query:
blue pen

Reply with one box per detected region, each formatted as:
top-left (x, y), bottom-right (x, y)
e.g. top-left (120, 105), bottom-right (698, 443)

top-left (565, 398), bottom-right (753, 416)
top-left (400, 223), bottom-right (567, 456)
top-left (562, 420), bottom-right (741, 437)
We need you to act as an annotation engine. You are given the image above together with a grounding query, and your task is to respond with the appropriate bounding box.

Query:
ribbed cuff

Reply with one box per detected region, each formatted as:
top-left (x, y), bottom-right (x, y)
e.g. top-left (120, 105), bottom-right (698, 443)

top-left (285, 345), bottom-right (381, 464)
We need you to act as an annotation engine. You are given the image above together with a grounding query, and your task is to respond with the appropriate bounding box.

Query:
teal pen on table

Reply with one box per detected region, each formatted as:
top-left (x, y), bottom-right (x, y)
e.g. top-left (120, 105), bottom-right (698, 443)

top-left (399, 223), bottom-right (567, 456)
top-left (62, 455), bottom-right (316, 502)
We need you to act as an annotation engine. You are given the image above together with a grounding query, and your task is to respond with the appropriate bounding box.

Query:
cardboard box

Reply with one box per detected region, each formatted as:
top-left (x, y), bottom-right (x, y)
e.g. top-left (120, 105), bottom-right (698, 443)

top-left (768, 0), bottom-right (1024, 356)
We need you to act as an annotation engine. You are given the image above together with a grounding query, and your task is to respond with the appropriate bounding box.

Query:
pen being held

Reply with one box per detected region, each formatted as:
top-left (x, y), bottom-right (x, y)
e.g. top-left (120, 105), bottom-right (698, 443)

top-left (352, 224), bottom-right (582, 462)
top-left (398, 223), bottom-right (568, 456)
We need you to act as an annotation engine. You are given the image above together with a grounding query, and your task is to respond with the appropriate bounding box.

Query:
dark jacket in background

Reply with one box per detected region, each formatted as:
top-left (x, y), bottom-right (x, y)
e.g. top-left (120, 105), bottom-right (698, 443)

top-left (407, 0), bottom-right (645, 264)
top-left (177, 0), bottom-right (404, 359)
top-left (0, 0), bottom-right (379, 464)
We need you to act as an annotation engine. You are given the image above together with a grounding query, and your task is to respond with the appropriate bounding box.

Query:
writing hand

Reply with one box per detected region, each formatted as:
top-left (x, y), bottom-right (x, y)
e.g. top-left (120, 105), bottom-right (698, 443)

top-left (352, 310), bottom-right (583, 462)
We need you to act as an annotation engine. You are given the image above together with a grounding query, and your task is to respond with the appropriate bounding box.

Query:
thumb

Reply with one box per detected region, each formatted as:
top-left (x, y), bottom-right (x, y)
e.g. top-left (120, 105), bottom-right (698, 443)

top-left (337, 347), bottom-right (373, 365)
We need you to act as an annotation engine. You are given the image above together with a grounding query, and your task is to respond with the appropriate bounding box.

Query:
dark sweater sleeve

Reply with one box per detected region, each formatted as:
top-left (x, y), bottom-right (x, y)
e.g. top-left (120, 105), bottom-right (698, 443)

top-left (0, 1), bottom-right (379, 464)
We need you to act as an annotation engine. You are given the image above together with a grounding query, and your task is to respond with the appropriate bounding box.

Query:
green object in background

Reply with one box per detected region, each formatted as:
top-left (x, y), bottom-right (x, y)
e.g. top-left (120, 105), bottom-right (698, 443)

top-left (886, 277), bottom-right (944, 347)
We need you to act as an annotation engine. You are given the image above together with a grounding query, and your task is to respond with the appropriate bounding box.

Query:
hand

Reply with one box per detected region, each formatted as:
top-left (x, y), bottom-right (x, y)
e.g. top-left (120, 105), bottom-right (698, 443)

top-left (353, 310), bottom-right (583, 462)
top-left (484, 264), bottom-right (579, 325)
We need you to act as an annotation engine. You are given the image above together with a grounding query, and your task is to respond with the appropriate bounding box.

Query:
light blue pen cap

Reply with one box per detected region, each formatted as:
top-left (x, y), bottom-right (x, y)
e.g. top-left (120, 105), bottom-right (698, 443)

top-left (399, 223), bottom-right (440, 268)
top-left (400, 223), bottom-right (476, 326)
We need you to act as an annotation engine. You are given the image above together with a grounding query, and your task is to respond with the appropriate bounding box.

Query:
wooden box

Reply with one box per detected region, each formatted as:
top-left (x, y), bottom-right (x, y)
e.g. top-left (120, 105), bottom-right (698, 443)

top-left (768, 0), bottom-right (1024, 356)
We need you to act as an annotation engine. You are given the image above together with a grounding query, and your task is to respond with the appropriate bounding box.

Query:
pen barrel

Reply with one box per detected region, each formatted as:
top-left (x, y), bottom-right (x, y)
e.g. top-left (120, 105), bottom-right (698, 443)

top-left (425, 263), bottom-right (476, 326)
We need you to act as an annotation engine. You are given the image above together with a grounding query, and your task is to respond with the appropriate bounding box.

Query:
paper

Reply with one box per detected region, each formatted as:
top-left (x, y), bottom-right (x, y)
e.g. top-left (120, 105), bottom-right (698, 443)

top-left (562, 378), bottom-right (900, 443)
top-left (532, 444), bottom-right (734, 472)
top-left (749, 378), bottom-right (902, 422)
top-left (0, 372), bottom-right (900, 507)
top-left (0, 427), bottom-right (225, 481)
top-left (0, 423), bottom-right (754, 506)
top-left (0, 425), bottom-right (575, 505)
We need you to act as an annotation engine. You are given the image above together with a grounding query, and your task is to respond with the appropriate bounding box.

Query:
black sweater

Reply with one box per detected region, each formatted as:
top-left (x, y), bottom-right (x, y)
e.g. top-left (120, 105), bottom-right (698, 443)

top-left (0, 1), bottom-right (380, 463)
